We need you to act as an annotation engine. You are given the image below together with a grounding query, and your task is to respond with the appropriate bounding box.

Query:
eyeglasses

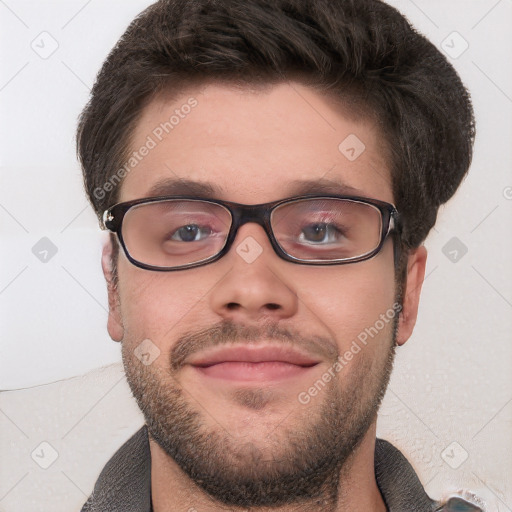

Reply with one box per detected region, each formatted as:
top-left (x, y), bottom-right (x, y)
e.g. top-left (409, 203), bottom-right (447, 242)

top-left (102, 194), bottom-right (401, 271)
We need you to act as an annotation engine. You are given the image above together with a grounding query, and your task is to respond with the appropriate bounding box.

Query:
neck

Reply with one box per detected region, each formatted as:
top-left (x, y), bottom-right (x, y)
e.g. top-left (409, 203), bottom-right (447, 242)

top-left (150, 423), bottom-right (387, 512)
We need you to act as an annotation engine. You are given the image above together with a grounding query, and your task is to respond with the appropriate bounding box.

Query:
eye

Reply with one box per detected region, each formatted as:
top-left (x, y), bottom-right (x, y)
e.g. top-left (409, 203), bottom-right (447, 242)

top-left (298, 222), bottom-right (346, 244)
top-left (169, 224), bottom-right (214, 242)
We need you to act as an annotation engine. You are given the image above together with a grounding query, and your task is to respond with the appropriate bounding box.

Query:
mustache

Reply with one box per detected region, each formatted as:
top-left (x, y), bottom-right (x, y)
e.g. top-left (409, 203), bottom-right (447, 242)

top-left (170, 319), bottom-right (338, 372)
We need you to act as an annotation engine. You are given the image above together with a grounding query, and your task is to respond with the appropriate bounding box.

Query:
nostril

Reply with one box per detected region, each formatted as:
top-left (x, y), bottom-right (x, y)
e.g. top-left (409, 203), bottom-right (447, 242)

top-left (226, 303), bottom-right (240, 310)
top-left (266, 303), bottom-right (280, 310)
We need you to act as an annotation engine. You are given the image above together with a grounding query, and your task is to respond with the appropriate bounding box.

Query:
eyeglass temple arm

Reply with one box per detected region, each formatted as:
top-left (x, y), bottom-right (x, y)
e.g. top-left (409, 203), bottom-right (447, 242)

top-left (101, 209), bottom-right (115, 231)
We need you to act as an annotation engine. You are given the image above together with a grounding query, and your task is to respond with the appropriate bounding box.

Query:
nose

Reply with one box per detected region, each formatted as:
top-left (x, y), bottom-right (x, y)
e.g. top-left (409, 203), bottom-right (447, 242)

top-left (208, 222), bottom-right (299, 323)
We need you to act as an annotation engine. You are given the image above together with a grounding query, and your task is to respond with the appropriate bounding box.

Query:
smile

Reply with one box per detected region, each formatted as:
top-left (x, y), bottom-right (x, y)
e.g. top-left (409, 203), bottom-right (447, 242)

top-left (187, 344), bottom-right (321, 383)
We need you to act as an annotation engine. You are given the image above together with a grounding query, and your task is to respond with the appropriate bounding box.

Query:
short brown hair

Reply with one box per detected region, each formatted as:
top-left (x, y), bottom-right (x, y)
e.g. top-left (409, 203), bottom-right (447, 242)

top-left (77, 0), bottom-right (475, 250)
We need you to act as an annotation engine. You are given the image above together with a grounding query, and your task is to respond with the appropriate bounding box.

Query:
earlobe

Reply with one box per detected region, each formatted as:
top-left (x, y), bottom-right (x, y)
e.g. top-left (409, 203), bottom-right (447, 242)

top-left (101, 240), bottom-right (124, 342)
top-left (396, 245), bottom-right (427, 346)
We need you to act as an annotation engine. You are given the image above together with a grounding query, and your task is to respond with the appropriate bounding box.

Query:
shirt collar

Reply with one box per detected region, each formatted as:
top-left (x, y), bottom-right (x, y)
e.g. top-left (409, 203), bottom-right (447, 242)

top-left (83, 425), bottom-right (442, 512)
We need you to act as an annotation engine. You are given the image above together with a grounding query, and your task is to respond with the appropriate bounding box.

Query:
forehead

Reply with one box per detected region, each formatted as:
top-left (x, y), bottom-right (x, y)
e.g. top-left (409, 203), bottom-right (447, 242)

top-left (119, 81), bottom-right (393, 205)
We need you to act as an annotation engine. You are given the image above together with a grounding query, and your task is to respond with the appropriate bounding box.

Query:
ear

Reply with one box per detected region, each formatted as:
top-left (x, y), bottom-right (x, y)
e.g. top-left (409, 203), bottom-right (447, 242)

top-left (396, 245), bottom-right (427, 346)
top-left (101, 239), bottom-right (124, 342)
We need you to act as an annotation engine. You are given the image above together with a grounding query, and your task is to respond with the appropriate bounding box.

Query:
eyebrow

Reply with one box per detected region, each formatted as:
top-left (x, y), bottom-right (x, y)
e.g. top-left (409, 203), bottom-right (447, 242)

top-left (145, 178), bottom-right (221, 198)
top-left (288, 178), bottom-right (364, 196)
top-left (144, 177), bottom-right (364, 200)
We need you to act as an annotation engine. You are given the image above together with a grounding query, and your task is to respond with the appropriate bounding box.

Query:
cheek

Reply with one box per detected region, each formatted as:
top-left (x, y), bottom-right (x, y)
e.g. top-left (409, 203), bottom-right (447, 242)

top-left (117, 264), bottom-right (207, 347)
top-left (300, 247), bottom-right (397, 352)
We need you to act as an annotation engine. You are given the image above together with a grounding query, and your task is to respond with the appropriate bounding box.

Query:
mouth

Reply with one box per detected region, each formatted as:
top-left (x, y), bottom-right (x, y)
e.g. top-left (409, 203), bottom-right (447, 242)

top-left (187, 345), bottom-right (321, 383)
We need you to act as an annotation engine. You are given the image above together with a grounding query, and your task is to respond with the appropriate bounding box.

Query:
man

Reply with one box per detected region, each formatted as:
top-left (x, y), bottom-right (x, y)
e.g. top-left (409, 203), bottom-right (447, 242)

top-left (77, 0), bottom-right (481, 510)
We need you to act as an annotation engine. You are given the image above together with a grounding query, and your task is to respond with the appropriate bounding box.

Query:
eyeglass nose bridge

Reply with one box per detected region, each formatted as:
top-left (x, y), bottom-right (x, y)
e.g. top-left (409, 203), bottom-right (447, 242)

top-left (222, 202), bottom-right (283, 257)
top-left (227, 202), bottom-right (273, 237)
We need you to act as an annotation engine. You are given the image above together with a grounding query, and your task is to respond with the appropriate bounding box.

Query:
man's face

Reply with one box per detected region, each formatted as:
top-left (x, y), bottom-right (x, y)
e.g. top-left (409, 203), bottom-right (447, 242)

top-left (104, 82), bottom-right (424, 507)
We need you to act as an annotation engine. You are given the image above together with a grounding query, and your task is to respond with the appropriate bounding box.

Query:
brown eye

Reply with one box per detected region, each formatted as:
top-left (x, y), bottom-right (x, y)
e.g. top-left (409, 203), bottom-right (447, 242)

top-left (299, 223), bottom-right (345, 244)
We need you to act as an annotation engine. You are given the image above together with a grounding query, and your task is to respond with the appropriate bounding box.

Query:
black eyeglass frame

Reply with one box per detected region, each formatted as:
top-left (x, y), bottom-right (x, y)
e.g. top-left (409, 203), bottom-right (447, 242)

top-left (102, 194), bottom-right (402, 271)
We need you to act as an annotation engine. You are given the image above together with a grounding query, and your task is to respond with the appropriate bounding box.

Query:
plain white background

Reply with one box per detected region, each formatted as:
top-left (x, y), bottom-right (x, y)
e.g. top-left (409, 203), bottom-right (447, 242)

top-left (0, 0), bottom-right (511, 510)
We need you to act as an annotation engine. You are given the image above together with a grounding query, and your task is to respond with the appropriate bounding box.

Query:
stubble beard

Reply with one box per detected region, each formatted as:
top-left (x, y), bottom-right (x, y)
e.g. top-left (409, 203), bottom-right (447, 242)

top-left (121, 315), bottom-right (398, 510)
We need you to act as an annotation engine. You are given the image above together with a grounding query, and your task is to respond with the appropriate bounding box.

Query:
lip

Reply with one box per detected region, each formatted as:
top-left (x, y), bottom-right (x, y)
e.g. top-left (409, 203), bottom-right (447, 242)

top-left (187, 345), bottom-right (321, 367)
top-left (187, 345), bottom-right (321, 383)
